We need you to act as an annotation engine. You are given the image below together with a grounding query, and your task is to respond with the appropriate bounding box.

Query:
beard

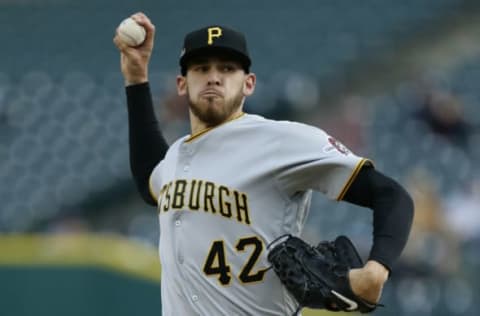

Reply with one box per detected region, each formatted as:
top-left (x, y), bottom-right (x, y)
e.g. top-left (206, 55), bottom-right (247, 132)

top-left (188, 87), bottom-right (245, 127)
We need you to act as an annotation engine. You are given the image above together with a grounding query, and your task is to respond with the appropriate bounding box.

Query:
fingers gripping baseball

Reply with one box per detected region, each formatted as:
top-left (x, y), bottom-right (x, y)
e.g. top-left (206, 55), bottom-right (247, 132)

top-left (114, 12), bottom-right (156, 85)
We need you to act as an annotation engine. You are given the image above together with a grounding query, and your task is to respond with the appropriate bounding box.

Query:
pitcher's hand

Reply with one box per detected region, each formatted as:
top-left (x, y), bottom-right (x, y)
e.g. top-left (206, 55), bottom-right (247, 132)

top-left (349, 260), bottom-right (389, 304)
top-left (114, 12), bottom-right (155, 85)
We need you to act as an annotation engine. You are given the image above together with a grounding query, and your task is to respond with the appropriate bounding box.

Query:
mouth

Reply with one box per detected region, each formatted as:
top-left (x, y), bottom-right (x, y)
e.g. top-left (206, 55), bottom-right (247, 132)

top-left (200, 89), bottom-right (223, 98)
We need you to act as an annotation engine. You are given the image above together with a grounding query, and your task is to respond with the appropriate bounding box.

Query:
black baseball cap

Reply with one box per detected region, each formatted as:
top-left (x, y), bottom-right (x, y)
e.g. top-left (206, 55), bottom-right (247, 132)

top-left (179, 25), bottom-right (251, 75)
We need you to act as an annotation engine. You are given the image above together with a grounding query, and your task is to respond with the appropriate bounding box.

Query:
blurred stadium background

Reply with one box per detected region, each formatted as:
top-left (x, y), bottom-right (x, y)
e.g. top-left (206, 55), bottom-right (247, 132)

top-left (1, 0), bottom-right (479, 315)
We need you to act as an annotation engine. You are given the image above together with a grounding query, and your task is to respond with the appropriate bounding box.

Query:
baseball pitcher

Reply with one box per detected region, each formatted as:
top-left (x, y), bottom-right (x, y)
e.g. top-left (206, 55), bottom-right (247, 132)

top-left (114, 13), bottom-right (414, 316)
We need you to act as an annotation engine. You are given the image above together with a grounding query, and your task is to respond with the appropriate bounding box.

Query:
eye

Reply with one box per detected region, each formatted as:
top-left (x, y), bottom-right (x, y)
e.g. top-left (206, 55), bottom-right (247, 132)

top-left (193, 64), bottom-right (210, 73)
top-left (221, 64), bottom-right (237, 72)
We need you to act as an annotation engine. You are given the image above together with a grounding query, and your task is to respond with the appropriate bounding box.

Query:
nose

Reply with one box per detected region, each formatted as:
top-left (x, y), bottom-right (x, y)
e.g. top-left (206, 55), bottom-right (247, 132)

top-left (207, 69), bottom-right (221, 86)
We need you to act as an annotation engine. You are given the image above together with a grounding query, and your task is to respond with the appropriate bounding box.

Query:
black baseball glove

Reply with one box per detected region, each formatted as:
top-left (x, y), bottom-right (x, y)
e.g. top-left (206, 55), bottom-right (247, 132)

top-left (267, 235), bottom-right (380, 313)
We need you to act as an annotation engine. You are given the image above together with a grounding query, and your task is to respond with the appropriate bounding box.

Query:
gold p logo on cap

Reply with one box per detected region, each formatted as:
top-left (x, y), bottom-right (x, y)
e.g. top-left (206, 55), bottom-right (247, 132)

top-left (207, 27), bottom-right (222, 45)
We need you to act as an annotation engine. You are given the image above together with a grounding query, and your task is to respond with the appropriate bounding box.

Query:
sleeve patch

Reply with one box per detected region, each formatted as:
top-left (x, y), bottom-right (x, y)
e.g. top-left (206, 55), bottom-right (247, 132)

top-left (323, 137), bottom-right (350, 155)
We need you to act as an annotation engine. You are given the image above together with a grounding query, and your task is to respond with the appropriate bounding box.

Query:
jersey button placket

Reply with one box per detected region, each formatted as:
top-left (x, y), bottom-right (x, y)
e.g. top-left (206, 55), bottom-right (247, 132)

top-left (183, 145), bottom-right (194, 172)
top-left (174, 212), bottom-right (182, 227)
top-left (173, 213), bottom-right (184, 265)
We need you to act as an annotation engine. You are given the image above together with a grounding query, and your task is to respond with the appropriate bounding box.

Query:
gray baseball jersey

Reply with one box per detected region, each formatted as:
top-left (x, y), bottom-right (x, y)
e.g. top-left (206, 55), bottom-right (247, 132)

top-left (149, 113), bottom-right (371, 316)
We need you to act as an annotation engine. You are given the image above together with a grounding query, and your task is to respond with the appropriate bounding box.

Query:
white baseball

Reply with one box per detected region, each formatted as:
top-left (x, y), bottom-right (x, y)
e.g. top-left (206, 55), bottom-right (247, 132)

top-left (117, 17), bottom-right (146, 47)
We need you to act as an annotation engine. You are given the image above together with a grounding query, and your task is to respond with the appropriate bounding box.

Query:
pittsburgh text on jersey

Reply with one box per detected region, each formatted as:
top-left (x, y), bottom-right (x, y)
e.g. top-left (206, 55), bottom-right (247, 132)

top-left (157, 179), bottom-right (251, 225)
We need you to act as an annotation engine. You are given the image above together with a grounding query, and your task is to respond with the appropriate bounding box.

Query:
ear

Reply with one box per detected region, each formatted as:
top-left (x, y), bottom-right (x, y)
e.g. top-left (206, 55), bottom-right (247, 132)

top-left (176, 75), bottom-right (187, 96)
top-left (243, 73), bottom-right (256, 96)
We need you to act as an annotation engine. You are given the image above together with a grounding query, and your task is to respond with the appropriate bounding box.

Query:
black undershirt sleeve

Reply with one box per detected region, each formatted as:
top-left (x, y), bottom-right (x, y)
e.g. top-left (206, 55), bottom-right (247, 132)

top-left (126, 82), bottom-right (169, 206)
top-left (342, 165), bottom-right (414, 272)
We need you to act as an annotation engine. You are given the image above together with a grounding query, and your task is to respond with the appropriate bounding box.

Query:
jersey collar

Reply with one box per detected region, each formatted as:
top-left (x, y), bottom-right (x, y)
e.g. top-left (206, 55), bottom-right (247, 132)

top-left (185, 112), bottom-right (246, 143)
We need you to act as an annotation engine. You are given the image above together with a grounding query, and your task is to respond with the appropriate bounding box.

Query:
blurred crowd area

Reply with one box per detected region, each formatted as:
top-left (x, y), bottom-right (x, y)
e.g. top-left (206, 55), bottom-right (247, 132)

top-left (1, 0), bottom-right (480, 315)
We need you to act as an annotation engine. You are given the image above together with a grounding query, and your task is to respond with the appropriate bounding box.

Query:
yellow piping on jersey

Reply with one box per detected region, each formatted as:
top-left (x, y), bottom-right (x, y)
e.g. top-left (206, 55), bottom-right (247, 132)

top-left (185, 112), bottom-right (246, 143)
top-left (336, 158), bottom-right (371, 201)
top-left (149, 175), bottom-right (158, 201)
